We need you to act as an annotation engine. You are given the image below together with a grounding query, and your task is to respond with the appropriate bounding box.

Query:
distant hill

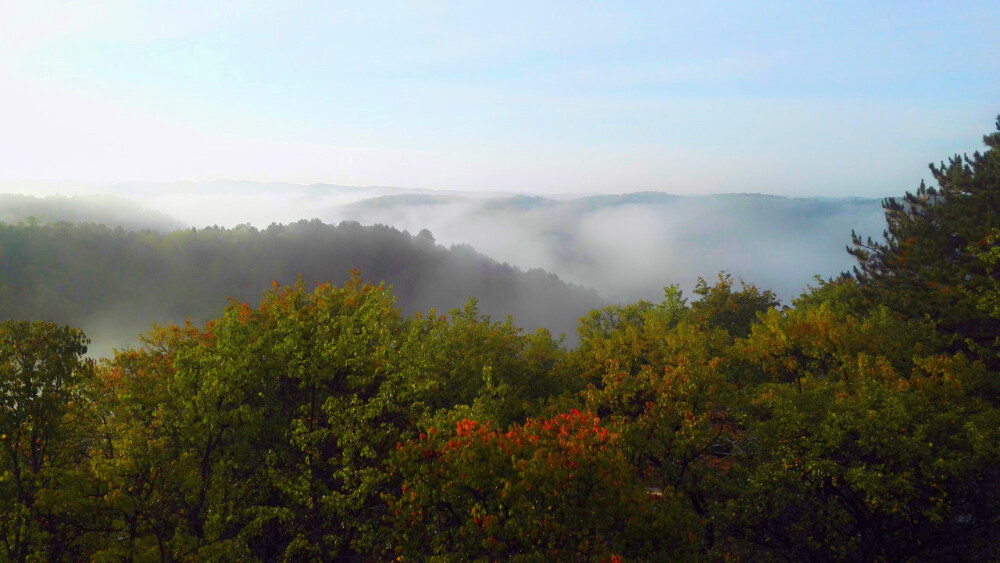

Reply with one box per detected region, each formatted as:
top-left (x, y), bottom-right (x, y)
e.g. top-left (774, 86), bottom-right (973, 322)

top-left (1, 181), bottom-right (889, 312)
top-left (0, 218), bottom-right (604, 357)
top-left (339, 191), bottom-right (887, 303)
top-left (0, 194), bottom-right (183, 231)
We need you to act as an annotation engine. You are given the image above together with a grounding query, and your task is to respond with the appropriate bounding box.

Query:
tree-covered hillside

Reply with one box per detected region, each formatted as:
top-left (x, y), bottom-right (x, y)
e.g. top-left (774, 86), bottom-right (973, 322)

top-left (1, 117), bottom-right (998, 561)
top-left (0, 194), bottom-right (183, 232)
top-left (3, 181), bottom-right (887, 304)
top-left (340, 191), bottom-right (886, 302)
top-left (0, 219), bottom-right (603, 355)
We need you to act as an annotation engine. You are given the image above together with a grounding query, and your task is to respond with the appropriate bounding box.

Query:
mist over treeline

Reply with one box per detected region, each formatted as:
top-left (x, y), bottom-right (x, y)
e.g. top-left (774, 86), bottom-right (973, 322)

top-left (0, 188), bottom-right (889, 357)
top-left (0, 193), bottom-right (183, 231)
top-left (339, 192), bottom-right (887, 303)
top-left (0, 181), bottom-right (887, 305)
top-left (0, 217), bottom-right (603, 357)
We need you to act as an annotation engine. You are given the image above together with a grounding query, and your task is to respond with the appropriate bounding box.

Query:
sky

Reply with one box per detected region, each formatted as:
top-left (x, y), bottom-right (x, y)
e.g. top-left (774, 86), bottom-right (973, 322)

top-left (1, 1), bottom-right (997, 196)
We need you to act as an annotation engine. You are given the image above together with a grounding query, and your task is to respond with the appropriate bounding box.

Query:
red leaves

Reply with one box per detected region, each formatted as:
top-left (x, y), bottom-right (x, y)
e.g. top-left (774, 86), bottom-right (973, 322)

top-left (238, 302), bottom-right (252, 323)
top-left (403, 410), bottom-right (618, 490)
top-left (390, 408), bottom-right (663, 560)
top-left (454, 419), bottom-right (477, 436)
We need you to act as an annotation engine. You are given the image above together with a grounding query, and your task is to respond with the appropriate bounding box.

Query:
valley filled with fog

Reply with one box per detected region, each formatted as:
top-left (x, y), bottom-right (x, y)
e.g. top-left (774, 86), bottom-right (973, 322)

top-left (3, 179), bottom-right (886, 303)
top-left (338, 190), bottom-right (886, 303)
top-left (0, 182), bottom-right (886, 356)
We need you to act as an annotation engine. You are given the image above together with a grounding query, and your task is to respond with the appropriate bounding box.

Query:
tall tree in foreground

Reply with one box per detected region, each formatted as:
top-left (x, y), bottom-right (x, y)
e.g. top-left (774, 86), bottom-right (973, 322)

top-left (87, 274), bottom-right (434, 561)
top-left (0, 321), bottom-right (92, 561)
top-left (850, 115), bottom-right (1000, 362)
top-left (721, 290), bottom-right (1000, 560)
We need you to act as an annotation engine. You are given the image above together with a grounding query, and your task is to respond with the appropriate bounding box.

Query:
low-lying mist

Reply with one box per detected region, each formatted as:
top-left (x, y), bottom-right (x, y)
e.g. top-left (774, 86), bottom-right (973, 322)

top-left (0, 217), bottom-right (603, 357)
top-left (35, 181), bottom-right (886, 304)
top-left (338, 192), bottom-right (886, 304)
top-left (0, 182), bottom-right (888, 356)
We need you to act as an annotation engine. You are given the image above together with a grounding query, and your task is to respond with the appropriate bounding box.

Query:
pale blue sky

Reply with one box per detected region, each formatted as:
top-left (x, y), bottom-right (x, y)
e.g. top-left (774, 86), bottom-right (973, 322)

top-left (1, 1), bottom-right (997, 195)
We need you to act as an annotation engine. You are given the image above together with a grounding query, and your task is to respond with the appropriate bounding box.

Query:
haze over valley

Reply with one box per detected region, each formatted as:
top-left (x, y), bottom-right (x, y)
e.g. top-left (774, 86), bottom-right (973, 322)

top-left (0, 184), bottom-right (886, 355)
top-left (1, 180), bottom-right (888, 302)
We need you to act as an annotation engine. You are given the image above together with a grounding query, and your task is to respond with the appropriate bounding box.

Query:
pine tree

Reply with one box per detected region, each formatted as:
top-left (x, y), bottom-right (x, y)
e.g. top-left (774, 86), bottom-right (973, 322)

top-left (850, 115), bottom-right (1000, 357)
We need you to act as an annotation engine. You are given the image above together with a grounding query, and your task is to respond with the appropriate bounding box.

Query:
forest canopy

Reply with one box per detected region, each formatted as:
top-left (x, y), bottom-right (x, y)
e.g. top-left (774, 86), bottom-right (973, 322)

top-left (1, 116), bottom-right (999, 560)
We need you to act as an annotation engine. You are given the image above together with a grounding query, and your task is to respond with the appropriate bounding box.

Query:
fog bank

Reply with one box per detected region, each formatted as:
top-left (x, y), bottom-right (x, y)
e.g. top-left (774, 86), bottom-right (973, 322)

top-left (1, 180), bottom-right (888, 305)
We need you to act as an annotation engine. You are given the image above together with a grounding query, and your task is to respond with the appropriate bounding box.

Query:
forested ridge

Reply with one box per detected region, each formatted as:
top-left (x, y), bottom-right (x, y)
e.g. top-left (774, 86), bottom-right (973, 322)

top-left (0, 219), bottom-right (603, 355)
top-left (0, 194), bottom-right (183, 232)
top-left (338, 190), bottom-right (885, 303)
top-left (0, 180), bottom-right (887, 305)
top-left (2, 118), bottom-right (1000, 561)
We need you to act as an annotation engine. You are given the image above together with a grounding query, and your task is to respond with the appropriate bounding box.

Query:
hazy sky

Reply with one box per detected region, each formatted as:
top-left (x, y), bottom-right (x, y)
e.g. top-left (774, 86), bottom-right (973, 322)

top-left (1, 1), bottom-right (997, 196)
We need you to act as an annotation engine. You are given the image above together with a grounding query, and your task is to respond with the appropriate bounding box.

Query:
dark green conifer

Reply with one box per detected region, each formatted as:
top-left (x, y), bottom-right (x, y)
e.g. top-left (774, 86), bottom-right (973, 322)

top-left (850, 115), bottom-right (1000, 358)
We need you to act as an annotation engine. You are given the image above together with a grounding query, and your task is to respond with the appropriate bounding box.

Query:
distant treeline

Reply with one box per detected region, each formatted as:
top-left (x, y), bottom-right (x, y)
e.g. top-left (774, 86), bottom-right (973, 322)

top-left (0, 219), bottom-right (604, 355)
top-left (0, 193), bottom-right (183, 232)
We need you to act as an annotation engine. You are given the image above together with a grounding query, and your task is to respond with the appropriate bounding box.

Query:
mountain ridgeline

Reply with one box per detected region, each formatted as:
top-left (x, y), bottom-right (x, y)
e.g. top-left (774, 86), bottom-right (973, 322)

top-left (0, 217), bottom-right (603, 356)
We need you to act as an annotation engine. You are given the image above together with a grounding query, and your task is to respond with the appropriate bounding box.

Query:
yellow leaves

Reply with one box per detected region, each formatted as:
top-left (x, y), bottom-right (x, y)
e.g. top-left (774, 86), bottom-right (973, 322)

top-left (782, 357), bottom-right (798, 372)
top-left (751, 387), bottom-right (778, 406)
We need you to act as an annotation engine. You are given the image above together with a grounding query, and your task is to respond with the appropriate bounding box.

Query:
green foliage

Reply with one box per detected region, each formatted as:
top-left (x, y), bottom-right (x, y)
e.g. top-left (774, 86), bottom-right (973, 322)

top-left (582, 343), bottom-right (737, 553)
top-left (716, 280), bottom-right (1000, 560)
top-left (966, 228), bottom-right (1000, 316)
top-left (733, 296), bottom-right (938, 390)
top-left (52, 273), bottom-right (572, 561)
top-left (572, 285), bottom-right (690, 386)
top-left (3, 262), bottom-right (999, 560)
top-left (76, 275), bottom-right (435, 560)
top-left (963, 228), bottom-right (1000, 370)
top-left (690, 272), bottom-right (780, 338)
top-left (0, 321), bottom-right (92, 562)
top-left (405, 299), bottom-right (566, 427)
top-left (850, 115), bottom-right (1000, 361)
top-left (722, 359), bottom-right (1000, 561)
